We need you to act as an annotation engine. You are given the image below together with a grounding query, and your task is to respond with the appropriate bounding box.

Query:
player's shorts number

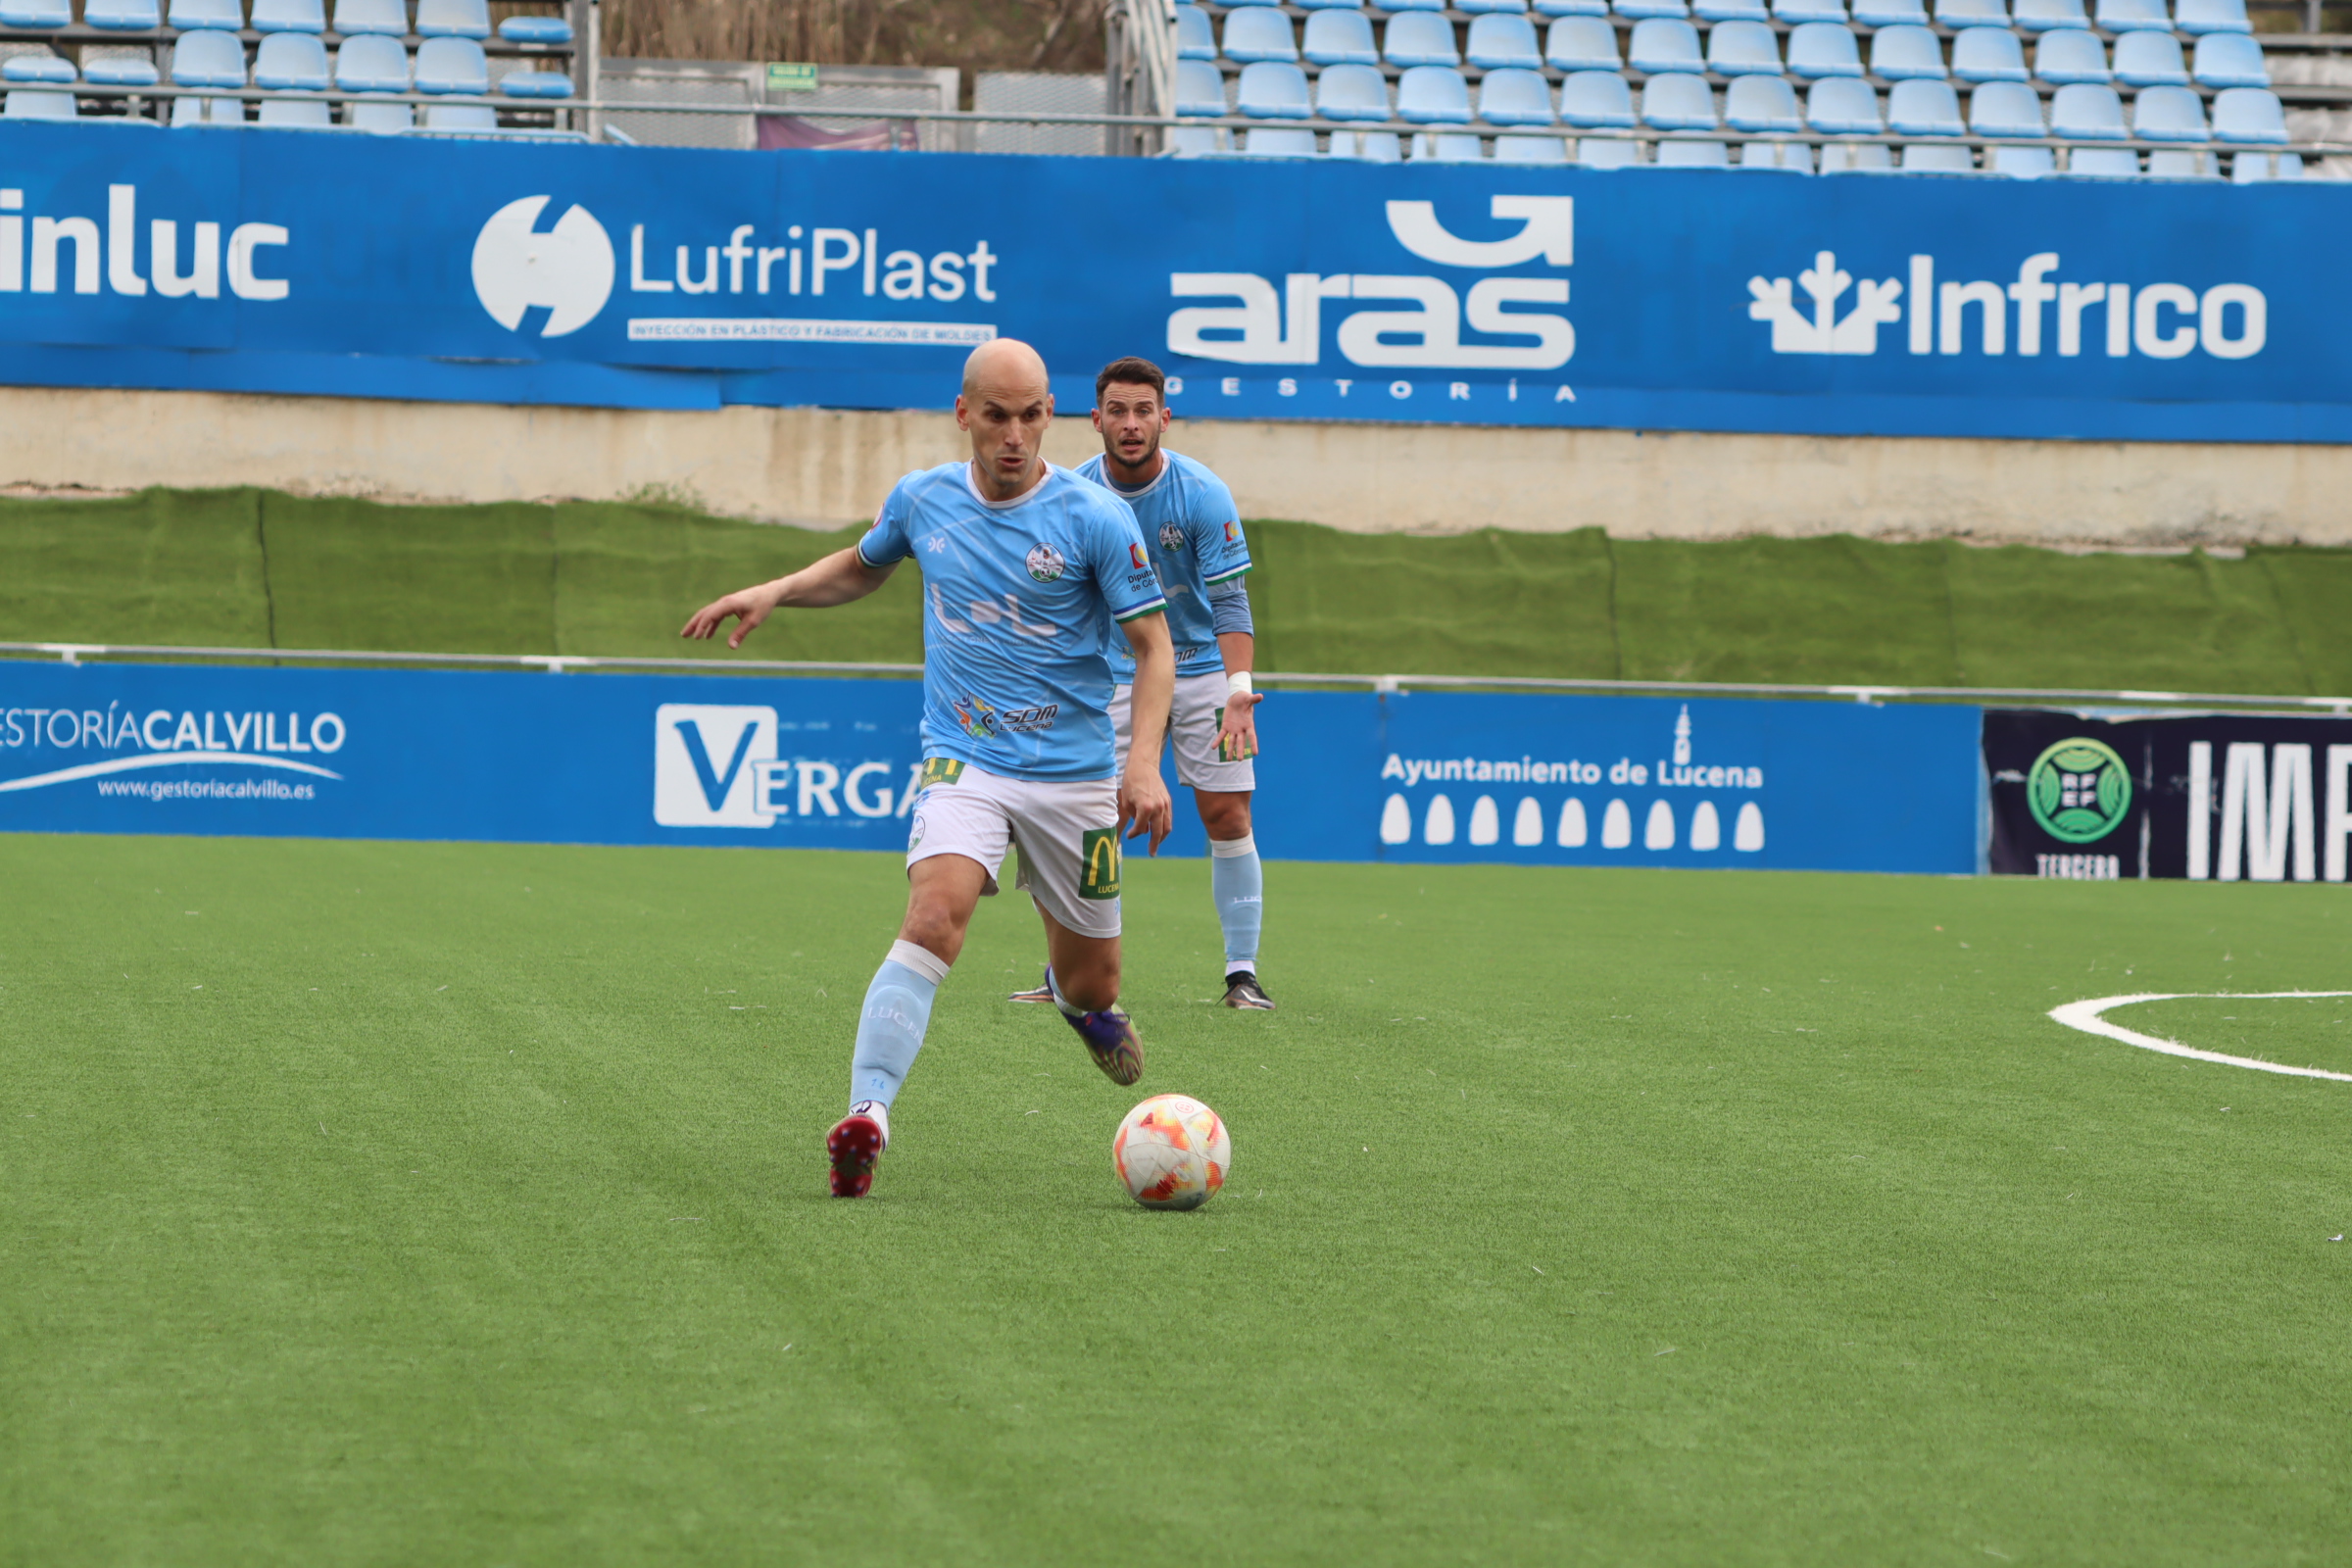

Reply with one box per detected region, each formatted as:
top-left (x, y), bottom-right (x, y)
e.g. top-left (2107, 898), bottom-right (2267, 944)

top-left (1080, 827), bottom-right (1121, 900)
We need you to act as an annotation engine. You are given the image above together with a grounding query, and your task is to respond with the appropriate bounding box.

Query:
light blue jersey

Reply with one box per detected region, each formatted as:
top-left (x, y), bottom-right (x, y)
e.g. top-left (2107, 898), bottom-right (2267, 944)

top-left (858, 463), bottom-right (1164, 782)
top-left (1076, 450), bottom-right (1252, 681)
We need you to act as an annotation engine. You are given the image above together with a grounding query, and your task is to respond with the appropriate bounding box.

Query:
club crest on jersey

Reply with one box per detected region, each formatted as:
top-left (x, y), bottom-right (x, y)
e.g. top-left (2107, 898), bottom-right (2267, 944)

top-left (1223, 519), bottom-right (1242, 544)
top-left (1129, 543), bottom-right (1151, 569)
top-left (1025, 544), bottom-right (1065, 583)
top-left (1158, 523), bottom-right (1187, 553)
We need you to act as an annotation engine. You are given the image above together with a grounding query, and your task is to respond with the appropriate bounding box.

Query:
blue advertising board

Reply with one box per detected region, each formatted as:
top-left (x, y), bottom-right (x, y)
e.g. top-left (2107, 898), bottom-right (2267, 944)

top-left (0, 662), bottom-right (1984, 875)
top-left (0, 122), bottom-right (2340, 442)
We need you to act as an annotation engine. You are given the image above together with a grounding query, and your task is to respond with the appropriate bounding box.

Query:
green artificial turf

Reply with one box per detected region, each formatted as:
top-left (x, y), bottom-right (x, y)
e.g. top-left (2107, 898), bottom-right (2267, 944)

top-left (3, 835), bottom-right (2348, 1566)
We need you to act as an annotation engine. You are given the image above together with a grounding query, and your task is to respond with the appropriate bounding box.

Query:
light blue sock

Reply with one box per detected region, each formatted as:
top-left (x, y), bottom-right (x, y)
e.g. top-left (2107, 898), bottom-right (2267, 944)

top-left (1209, 835), bottom-right (1263, 976)
top-left (850, 940), bottom-right (949, 1109)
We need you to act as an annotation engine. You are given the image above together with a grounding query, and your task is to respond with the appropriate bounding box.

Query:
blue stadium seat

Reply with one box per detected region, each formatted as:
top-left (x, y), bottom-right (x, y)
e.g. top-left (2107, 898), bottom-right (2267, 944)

top-left (1870, 25), bottom-right (1946, 79)
top-left (498, 68), bottom-right (568, 96)
top-left (2132, 81), bottom-right (2208, 138)
top-left (1330, 128), bottom-right (1403, 159)
top-left (1396, 64), bottom-right (1472, 120)
top-left (1176, 4), bottom-right (1215, 61)
top-left (414, 34), bottom-right (487, 93)
top-left (1850, 0), bottom-right (1927, 22)
top-left (1163, 124), bottom-right (1219, 154)
top-left (4, 86), bottom-right (75, 115)
top-left (415, 0), bottom-right (488, 37)
top-left (2211, 83), bottom-right (2285, 140)
top-left (1886, 75), bottom-right (1966, 131)
top-left (84, 0), bottom-right (160, 25)
top-left (333, 32), bottom-right (410, 91)
top-left (1314, 62), bottom-right (1392, 118)
top-left (1785, 23), bottom-right (1863, 78)
top-left (1615, 0), bottom-right (1690, 18)
top-left (2047, 79), bottom-right (2125, 134)
top-left (2034, 29), bottom-right (2109, 82)
top-left (346, 97), bottom-right (410, 129)
top-left (1575, 134), bottom-right (1641, 164)
top-left (2192, 32), bottom-right (2267, 87)
top-left (2009, 0), bottom-right (2085, 27)
top-left (1174, 58), bottom-right (1226, 115)
top-left (1725, 72), bottom-right (1802, 129)
top-left (331, 0), bottom-right (407, 36)
top-left (1819, 141), bottom-right (1893, 170)
top-left (424, 100), bottom-right (496, 128)
top-left (1969, 77), bottom-right (2044, 133)
top-left (1806, 74), bottom-right (1883, 129)
top-left (1302, 10), bottom-right (1379, 64)
top-left (1545, 16), bottom-right (1620, 69)
top-left (1223, 0), bottom-right (1280, 6)
top-left (498, 14), bottom-right (568, 41)
top-left (1296, 0), bottom-right (1363, 6)
top-left (1694, 0), bottom-right (1769, 19)
top-left (2230, 149), bottom-right (2301, 179)
top-left (2176, 0), bottom-right (2251, 31)
top-left (168, 0), bottom-right (242, 25)
top-left (1558, 68), bottom-right (1636, 124)
top-left (172, 29), bottom-right (247, 87)
top-left (1383, 12), bottom-right (1458, 65)
top-left (1641, 71), bottom-right (1716, 125)
top-left (1534, 0), bottom-right (1609, 13)
top-left (2066, 146), bottom-right (2140, 173)
top-left (1901, 142), bottom-right (1978, 170)
top-left (250, 0), bottom-right (323, 31)
top-left (253, 31), bottom-right (329, 87)
top-left (1707, 21), bottom-right (1784, 74)
top-left (1414, 129), bottom-right (1487, 158)
top-left (1478, 67), bottom-right (1556, 121)
top-left (2144, 148), bottom-right (2209, 175)
top-left (2091, 0), bottom-right (2170, 28)
top-left (2, 52), bottom-right (71, 80)
top-left (1494, 131), bottom-right (1569, 160)
top-left (1246, 125), bottom-right (1318, 155)
top-left (1372, 0), bottom-right (1445, 9)
top-left (1657, 137), bottom-right (1730, 164)
top-left (1773, 0), bottom-right (1848, 21)
top-left (258, 96), bottom-right (331, 124)
top-left (1466, 14), bottom-right (1543, 68)
top-left (1990, 144), bottom-right (2055, 174)
top-left (1460, 0), bottom-right (1533, 11)
top-left (84, 53), bottom-right (161, 84)
top-left (0, 0), bottom-right (69, 28)
top-left (1932, 0), bottom-right (2006, 23)
top-left (1627, 18), bottom-right (1702, 72)
top-left (1222, 8), bottom-right (1298, 63)
top-left (1740, 138), bottom-right (1814, 169)
top-left (1951, 27), bottom-right (2029, 82)
top-left (2112, 30), bottom-right (2187, 86)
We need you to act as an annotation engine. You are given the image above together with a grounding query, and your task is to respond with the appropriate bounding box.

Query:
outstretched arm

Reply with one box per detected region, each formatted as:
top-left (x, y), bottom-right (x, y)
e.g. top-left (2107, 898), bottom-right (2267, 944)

top-left (1208, 574), bottom-right (1260, 760)
top-left (680, 547), bottom-right (897, 650)
top-left (1117, 611), bottom-right (1176, 856)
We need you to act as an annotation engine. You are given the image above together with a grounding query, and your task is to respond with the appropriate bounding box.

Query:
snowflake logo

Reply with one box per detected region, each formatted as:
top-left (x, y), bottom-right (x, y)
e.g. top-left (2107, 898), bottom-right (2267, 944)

top-left (1747, 251), bottom-right (1904, 357)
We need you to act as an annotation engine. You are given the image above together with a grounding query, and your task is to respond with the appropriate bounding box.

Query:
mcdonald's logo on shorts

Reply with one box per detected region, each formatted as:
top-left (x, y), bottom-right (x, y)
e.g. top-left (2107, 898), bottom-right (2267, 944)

top-left (1080, 826), bottom-right (1121, 900)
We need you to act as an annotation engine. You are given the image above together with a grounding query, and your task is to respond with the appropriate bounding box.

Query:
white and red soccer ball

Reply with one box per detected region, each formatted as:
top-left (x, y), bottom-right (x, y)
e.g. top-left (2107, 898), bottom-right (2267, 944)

top-left (1113, 1094), bottom-right (1231, 1210)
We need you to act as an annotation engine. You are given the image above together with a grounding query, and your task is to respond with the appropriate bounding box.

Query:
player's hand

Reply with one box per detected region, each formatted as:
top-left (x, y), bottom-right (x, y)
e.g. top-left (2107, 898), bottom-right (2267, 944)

top-left (1118, 763), bottom-right (1174, 858)
top-left (1215, 691), bottom-right (1261, 762)
top-left (680, 586), bottom-right (778, 650)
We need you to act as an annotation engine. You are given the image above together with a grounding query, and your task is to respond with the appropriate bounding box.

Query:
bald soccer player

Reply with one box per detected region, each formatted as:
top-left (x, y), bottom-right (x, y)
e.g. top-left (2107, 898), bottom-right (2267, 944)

top-left (682, 340), bottom-right (1177, 1198)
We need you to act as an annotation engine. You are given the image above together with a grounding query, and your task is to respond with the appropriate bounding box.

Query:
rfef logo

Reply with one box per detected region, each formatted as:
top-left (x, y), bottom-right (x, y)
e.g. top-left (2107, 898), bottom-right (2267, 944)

top-left (471, 195), bottom-right (614, 338)
top-left (2028, 737), bottom-right (2132, 844)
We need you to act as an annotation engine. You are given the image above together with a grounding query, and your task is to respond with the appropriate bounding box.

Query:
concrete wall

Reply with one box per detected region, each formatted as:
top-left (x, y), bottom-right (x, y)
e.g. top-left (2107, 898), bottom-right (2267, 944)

top-left (1, 383), bottom-right (2341, 547)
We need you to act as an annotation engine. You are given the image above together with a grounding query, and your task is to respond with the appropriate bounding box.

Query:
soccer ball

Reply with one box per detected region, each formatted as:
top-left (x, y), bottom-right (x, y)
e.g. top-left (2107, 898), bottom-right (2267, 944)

top-left (1113, 1095), bottom-right (1231, 1210)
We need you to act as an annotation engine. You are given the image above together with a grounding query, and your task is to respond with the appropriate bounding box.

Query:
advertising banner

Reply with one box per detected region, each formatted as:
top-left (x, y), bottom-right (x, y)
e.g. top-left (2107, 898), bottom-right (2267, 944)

top-left (0, 121), bottom-right (2341, 442)
top-left (0, 661), bottom-right (1982, 876)
top-left (1984, 707), bottom-right (2352, 880)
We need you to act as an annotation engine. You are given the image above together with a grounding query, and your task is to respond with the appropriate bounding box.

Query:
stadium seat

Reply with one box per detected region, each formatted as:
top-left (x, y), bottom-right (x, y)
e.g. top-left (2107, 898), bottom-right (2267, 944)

top-left (83, 53), bottom-right (161, 85)
top-left (1414, 128), bottom-right (1486, 158)
top-left (253, 32), bottom-right (329, 88)
top-left (2047, 79), bottom-right (2126, 135)
top-left (1613, 0), bottom-right (1690, 19)
top-left (1371, 0), bottom-right (1445, 10)
top-left (1533, 0), bottom-right (1609, 14)
top-left (2112, 30), bottom-right (2188, 86)
top-left (1641, 71), bottom-right (1717, 126)
top-left (0, 0), bottom-right (69, 28)
top-left (1694, 0), bottom-right (1770, 19)
top-left (1466, 14), bottom-right (1544, 69)
top-left (1739, 138), bottom-right (1814, 169)
top-left (1383, 12), bottom-right (1458, 64)
top-left (1396, 64), bottom-right (1472, 120)
top-left (331, 0), bottom-right (408, 36)
top-left (1460, 0), bottom-right (1531, 11)
top-left (333, 33), bottom-right (410, 92)
top-left (498, 68), bottom-right (569, 97)
top-left (1785, 23), bottom-right (1863, 79)
top-left (2211, 84), bottom-right (2285, 140)
top-left (250, 0), bottom-right (323, 31)
top-left (1246, 125), bottom-right (1318, 154)
top-left (1174, 58), bottom-right (1226, 115)
top-left (1870, 25), bottom-right (1947, 79)
top-left (172, 30), bottom-right (247, 87)
top-left (1901, 141), bottom-right (1978, 169)
top-left (415, 0), bottom-right (488, 37)
top-left (1990, 143), bottom-right (2055, 174)
top-left (2230, 149), bottom-right (2301, 179)
top-left (346, 97), bottom-right (410, 129)
top-left (1330, 128), bottom-right (1403, 158)
top-left (1163, 123), bottom-right (1217, 154)
top-left (1708, 21), bottom-right (1784, 75)
top-left (414, 35), bottom-right (487, 93)
top-left (1657, 136), bottom-right (1730, 164)
top-left (1223, 0), bottom-right (1280, 7)
top-left (1819, 140), bottom-right (1893, 170)
top-left (2145, 147), bottom-right (2208, 174)
top-left (258, 96), bottom-right (331, 124)
top-left (1176, 4), bottom-right (1215, 61)
top-left (1494, 129), bottom-right (1570, 158)
top-left (1545, 16), bottom-right (1620, 69)
top-left (423, 98), bottom-right (494, 127)
top-left (1951, 27), bottom-right (2030, 82)
top-left (167, 0), bottom-right (242, 25)
top-left (1296, 0), bottom-right (1364, 6)
top-left (1558, 68), bottom-right (1636, 123)
top-left (497, 14), bottom-right (569, 41)
top-left (170, 92), bottom-right (237, 122)
top-left (1627, 18), bottom-right (1702, 73)
top-left (2092, 0), bottom-right (2171, 28)
top-left (1222, 9), bottom-right (1298, 63)
top-left (1, 51), bottom-right (71, 81)
top-left (1229, 62), bottom-right (1307, 122)
top-left (2066, 145), bottom-right (2139, 172)
top-left (1932, 0), bottom-right (2006, 23)
top-left (1575, 133), bottom-right (1641, 164)
top-left (2009, 0), bottom-right (2085, 27)
top-left (1886, 75), bottom-right (1966, 132)
top-left (3, 85), bottom-right (74, 114)
top-left (1478, 67), bottom-right (1556, 121)
top-left (2175, 0), bottom-right (2251, 31)
top-left (1850, 0), bottom-right (1927, 22)
top-left (1314, 62), bottom-right (1392, 118)
top-left (1969, 77), bottom-right (2044, 133)
top-left (1725, 72), bottom-right (1803, 129)
top-left (2132, 81), bottom-right (2208, 138)
top-left (2192, 32), bottom-right (2267, 87)
top-left (1772, 0), bottom-right (1848, 22)
top-left (2034, 29), bottom-right (2110, 83)
top-left (1807, 74), bottom-right (1883, 130)
top-left (1302, 10), bottom-right (1379, 65)
top-left (84, 0), bottom-right (161, 27)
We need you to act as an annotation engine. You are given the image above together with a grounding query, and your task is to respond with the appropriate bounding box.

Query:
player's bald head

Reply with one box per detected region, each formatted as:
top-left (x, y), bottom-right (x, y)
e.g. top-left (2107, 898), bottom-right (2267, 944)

top-left (962, 338), bottom-right (1050, 404)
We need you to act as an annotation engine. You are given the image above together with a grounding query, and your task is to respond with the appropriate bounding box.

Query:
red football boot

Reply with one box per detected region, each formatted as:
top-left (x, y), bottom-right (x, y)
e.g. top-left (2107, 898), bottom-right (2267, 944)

top-left (826, 1106), bottom-right (888, 1198)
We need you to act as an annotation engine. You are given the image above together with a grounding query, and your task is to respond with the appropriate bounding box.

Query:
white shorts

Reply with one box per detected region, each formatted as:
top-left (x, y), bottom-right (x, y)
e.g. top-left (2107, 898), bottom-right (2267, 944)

top-left (905, 759), bottom-right (1123, 939)
top-left (1112, 670), bottom-right (1256, 794)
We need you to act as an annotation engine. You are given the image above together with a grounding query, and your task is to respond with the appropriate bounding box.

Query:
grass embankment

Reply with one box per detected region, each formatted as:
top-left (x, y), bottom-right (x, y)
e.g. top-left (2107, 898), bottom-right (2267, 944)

top-left (6, 487), bottom-right (2352, 692)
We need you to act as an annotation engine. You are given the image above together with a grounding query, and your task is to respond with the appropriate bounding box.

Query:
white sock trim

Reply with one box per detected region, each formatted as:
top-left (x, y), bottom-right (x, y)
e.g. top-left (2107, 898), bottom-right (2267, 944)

top-left (887, 940), bottom-right (952, 987)
top-left (1207, 834), bottom-right (1257, 858)
top-left (1225, 959), bottom-right (1257, 979)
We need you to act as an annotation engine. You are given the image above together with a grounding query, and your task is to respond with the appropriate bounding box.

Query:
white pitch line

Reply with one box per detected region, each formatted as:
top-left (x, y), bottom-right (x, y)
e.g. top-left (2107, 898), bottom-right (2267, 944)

top-left (2047, 992), bottom-right (2352, 1083)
